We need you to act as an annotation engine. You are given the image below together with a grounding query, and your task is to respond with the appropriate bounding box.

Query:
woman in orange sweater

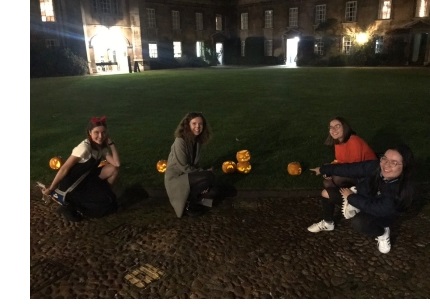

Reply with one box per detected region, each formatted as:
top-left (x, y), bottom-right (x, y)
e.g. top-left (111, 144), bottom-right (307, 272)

top-left (322, 116), bottom-right (377, 190)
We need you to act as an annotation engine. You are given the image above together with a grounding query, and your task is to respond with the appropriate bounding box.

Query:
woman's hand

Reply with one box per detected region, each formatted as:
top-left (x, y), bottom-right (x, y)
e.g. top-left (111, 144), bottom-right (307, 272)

top-left (42, 187), bottom-right (53, 196)
top-left (309, 167), bottom-right (321, 176)
top-left (339, 187), bottom-right (354, 198)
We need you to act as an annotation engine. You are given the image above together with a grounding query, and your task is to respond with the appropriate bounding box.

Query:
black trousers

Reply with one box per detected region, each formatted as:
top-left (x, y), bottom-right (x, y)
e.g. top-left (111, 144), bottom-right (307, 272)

top-left (188, 170), bottom-right (215, 206)
top-left (321, 187), bottom-right (392, 237)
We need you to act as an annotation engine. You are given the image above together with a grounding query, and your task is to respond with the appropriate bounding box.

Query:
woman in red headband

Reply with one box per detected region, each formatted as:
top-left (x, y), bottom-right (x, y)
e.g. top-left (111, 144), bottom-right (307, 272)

top-left (42, 116), bottom-right (121, 221)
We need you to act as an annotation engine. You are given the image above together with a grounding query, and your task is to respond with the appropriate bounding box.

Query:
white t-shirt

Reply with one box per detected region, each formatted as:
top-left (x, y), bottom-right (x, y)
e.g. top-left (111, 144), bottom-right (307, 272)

top-left (71, 139), bottom-right (108, 163)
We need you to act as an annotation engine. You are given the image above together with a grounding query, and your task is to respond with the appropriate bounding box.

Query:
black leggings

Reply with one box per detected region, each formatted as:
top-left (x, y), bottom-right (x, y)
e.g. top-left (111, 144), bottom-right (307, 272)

top-left (321, 187), bottom-right (392, 237)
top-left (188, 170), bottom-right (215, 205)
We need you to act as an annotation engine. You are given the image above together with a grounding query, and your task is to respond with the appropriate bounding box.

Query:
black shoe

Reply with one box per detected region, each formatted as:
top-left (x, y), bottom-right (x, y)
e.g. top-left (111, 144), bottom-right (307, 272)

top-left (57, 206), bottom-right (83, 222)
top-left (184, 204), bottom-right (208, 217)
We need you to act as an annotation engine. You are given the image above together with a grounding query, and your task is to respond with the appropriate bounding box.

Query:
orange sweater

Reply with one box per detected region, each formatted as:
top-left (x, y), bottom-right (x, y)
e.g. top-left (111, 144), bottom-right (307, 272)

top-left (334, 135), bottom-right (377, 163)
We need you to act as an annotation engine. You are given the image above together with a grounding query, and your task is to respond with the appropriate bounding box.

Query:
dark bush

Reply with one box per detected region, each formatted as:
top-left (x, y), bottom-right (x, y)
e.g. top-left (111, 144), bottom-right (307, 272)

top-left (30, 45), bottom-right (88, 78)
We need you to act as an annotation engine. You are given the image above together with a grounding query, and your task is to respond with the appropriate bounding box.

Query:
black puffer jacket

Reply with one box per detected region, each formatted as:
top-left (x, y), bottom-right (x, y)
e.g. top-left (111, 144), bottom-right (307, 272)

top-left (320, 160), bottom-right (401, 218)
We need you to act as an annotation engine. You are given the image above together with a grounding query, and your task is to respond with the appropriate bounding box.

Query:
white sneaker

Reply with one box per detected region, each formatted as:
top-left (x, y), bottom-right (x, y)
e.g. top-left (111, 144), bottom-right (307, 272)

top-left (307, 220), bottom-right (334, 233)
top-left (376, 227), bottom-right (391, 254)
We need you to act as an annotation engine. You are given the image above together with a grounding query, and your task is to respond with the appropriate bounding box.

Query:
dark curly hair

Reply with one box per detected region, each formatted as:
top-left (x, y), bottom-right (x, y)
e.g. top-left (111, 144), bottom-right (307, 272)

top-left (174, 112), bottom-right (212, 144)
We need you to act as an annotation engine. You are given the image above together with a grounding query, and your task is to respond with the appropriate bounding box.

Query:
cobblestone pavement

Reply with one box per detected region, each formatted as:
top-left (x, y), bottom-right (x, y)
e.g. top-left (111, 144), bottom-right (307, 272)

top-left (30, 186), bottom-right (430, 299)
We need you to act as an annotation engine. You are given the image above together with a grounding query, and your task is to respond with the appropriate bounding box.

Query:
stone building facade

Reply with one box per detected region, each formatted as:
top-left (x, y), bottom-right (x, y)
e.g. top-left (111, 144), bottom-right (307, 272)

top-left (30, 0), bottom-right (430, 73)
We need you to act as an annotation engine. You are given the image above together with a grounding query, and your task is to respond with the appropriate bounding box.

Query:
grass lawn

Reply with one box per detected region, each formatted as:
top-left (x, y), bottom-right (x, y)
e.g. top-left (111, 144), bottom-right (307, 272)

top-left (30, 66), bottom-right (430, 192)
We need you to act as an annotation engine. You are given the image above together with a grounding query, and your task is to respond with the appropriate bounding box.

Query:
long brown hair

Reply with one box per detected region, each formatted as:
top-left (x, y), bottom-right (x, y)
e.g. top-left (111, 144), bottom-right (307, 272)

top-left (324, 116), bottom-right (356, 146)
top-left (174, 112), bottom-right (212, 144)
top-left (86, 116), bottom-right (108, 149)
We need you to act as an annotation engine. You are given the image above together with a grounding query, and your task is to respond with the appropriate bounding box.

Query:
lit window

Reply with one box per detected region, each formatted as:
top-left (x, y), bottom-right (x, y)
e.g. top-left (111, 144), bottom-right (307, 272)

top-left (379, 1), bottom-right (391, 19)
top-left (345, 1), bottom-right (357, 22)
top-left (147, 8), bottom-right (156, 29)
top-left (264, 40), bottom-right (273, 56)
top-left (173, 41), bottom-right (182, 58)
top-left (241, 40), bottom-right (245, 57)
top-left (196, 12), bottom-right (203, 31)
top-left (315, 5), bottom-right (326, 24)
top-left (416, 0), bottom-right (429, 17)
top-left (40, 0), bottom-right (55, 22)
top-left (216, 14), bottom-right (222, 31)
top-left (289, 8), bottom-right (298, 27)
top-left (343, 36), bottom-right (352, 55)
top-left (375, 36), bottom-right (384, 54)
top-left (172, 10), bottom-right (180, 30)
top-left (196, 41), bottom-right (204, 57)
top-left (149, 43), bottom-right (158, 58)
top-left (314, 38), bottom-right (324, 55)
top-left (265, 10), bottom-right (273, 28)
top-left (241, 13), bottom-right (248, 30)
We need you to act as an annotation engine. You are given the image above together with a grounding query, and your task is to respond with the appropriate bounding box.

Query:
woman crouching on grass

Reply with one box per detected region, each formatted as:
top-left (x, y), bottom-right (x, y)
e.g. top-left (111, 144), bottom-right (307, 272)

top-left (308, 144), bottom-right (415, 254)
top-left (42, 116), bottom-right (120, 222)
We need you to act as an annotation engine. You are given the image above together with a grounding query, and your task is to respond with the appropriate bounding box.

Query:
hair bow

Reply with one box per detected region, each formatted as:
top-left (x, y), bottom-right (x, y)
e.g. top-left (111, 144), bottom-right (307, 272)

top-left (90, 116), bottom-right (107, 125)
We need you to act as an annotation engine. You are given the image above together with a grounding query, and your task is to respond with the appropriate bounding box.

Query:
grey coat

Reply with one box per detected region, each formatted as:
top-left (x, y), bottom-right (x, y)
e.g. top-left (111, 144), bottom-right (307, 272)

top-left (164, 137), bottom-right (202, 217)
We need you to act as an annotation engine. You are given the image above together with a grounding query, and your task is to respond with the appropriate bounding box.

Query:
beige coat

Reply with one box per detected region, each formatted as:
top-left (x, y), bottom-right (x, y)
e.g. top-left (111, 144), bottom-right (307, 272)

top-left (164, 137), bottom-right (202, 217)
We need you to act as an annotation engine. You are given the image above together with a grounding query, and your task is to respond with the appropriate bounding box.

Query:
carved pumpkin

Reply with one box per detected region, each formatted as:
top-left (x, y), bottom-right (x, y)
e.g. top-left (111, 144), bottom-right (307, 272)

top-left (287, 161), bottom-right (302, 176)
top-left (156, 160), bottom-right (168, 173)
top-left (236, 149), bottom-right (251, 162)
top-left (222, 161), bottom-right (237, 174)
top-left (236, 161), bottom-right (252, 174)
top-left (49, 156), bottom-right (63, 170)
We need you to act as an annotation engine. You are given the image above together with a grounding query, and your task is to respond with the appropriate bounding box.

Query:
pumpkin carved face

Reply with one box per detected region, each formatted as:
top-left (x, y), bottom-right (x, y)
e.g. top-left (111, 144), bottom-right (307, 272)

top-left (222, 161), bottom-right (237, 174)
top-left (156, 160), bottom-right (168, 173)
top-left (49, 156), bottom-right (63, 170)
top-left (287, 161), bottom-right (302, 175)
top-left (236, 161), bottom-right (252, 174)
top-left (236, 150), bottom-right (251, 162)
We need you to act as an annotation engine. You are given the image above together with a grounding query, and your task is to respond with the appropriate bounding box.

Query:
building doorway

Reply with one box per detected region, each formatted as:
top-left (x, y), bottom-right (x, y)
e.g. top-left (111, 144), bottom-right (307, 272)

top-left (286, 37), bottom-right (299, 66)
top-left (90, 27), bottom-right (129, 73)
top-left (216, 43), bottom-right (223, 65)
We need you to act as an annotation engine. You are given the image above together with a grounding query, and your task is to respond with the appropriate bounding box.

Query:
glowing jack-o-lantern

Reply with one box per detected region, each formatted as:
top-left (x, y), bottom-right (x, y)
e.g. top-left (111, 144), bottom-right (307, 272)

top-left (49, 156), bottom-right (63, 170)
top-left (287, 161), bottom-right (302, 176)
top-left (222, 161), bottom-right (237, 174)
top-left (156, 160), bottom-right (168, 173)
top-left (236, 161), bottom-right (252, 174)
top-left (236, 149), bottom-right (251, 162)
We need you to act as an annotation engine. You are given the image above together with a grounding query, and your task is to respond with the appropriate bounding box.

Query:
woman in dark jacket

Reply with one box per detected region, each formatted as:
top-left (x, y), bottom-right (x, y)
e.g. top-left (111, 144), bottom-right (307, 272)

top-left (308, 144), bottom-right (415, 254)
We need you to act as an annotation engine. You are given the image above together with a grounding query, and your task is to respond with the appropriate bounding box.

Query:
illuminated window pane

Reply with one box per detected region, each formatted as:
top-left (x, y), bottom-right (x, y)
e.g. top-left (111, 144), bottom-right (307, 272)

top-left (375, 36), bottom-right (384, 54)
top-left (416, 0), bottom-right (429, 17)
top-left (343, 36), bottom-right (352, 55)
top-left (379, 0), bottom-right (391, 19)
top-left (196, 41), bottom-right (204, 57)
top-left (40, 0), bottom-right (55, 22)
top-left (289, 8), bottom-right (298, 27)
top-left (149, 43), bottom-right (158, 58)
top-left (92, 0), bottom-right (120, 14)
top-left (173, 41), bottom-right (182, 58)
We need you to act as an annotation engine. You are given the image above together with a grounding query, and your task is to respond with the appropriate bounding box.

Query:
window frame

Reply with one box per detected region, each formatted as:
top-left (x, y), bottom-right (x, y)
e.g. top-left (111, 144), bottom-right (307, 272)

top-left (264, 10), bottom-right (273, 29)
top-left (241, 12), bottom-right (248, 30)
top-left (147, 8), bottom-right (156, 29)
top-left (289, 7), bottom-right (298, 28)
top-left (315, 4), bottom-right (326, 24)
top-left (148, 43), bottom-right (158, 58)
top-left (40, 0), bottom-right (55, 22)
top-left (196, 12), bottom-right (203, 31)
top-left (172, 10), bottom-right (180, 30)
top-left (345, 1), bottom-right (357, 22)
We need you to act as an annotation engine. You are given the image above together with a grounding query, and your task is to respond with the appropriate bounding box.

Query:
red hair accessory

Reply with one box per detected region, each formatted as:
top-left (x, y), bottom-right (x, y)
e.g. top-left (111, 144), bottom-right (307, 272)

top-left (90, 116), bottom-right (107, 125)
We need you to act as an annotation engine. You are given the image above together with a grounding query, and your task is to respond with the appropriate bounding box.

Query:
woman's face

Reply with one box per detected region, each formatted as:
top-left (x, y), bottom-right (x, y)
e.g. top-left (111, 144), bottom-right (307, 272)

top-left (329, 119), bottom-right (344, 141)
top-left (380, 149), bottom-right (403, 180)
top-left (89, 125), bottom-right (107, 145)
top-left (189, 116), bottom-right (204, 136)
